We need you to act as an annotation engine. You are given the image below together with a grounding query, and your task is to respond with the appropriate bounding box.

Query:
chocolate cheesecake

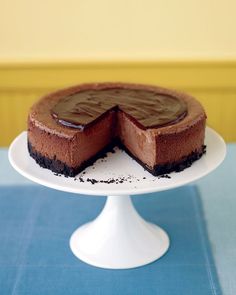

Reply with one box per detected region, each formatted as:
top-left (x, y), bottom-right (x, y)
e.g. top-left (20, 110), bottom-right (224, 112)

top-left (28, 82), bottom-right (206, 177)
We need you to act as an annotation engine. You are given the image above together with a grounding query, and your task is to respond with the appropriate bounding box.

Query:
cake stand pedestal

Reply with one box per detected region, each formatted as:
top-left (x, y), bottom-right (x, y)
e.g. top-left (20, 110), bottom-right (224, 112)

top-left (9, 127), bottom-right (226, 269)
top-left (70, 194), bottom-right (169, 268)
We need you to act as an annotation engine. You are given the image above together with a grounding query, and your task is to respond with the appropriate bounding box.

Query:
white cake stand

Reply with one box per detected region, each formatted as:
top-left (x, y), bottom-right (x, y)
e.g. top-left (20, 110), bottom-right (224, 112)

top-left (8, 127), bottom-right (226, 269)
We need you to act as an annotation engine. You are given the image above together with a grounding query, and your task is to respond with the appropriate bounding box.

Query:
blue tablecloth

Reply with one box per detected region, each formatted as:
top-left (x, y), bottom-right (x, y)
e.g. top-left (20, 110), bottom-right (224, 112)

top-left (0, 185), bottom-right (221, 295)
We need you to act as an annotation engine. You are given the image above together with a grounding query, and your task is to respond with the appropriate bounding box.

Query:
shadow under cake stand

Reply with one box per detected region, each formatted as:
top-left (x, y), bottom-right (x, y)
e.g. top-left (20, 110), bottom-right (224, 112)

top-left (8, 127), bottom-right (226, 269)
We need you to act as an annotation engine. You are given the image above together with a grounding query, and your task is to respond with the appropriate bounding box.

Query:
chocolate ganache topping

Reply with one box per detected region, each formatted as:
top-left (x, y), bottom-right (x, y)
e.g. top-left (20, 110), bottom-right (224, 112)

top-left (51, 88), bottom-right (187, 130)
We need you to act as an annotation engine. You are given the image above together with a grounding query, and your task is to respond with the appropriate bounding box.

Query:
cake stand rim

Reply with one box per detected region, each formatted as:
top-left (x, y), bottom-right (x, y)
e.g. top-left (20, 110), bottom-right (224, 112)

top-left (8, 126), bottom-right (226, 196)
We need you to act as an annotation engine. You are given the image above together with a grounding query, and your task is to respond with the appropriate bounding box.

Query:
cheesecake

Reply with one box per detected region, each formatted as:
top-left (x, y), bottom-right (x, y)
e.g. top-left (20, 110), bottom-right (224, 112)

top-left (28, 82), bottom-right (206, 177)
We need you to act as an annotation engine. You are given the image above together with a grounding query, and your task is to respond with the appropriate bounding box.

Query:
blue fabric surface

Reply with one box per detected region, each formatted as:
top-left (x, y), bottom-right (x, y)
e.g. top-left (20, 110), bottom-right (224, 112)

top-left (0, 185), bottom-right (221, 295)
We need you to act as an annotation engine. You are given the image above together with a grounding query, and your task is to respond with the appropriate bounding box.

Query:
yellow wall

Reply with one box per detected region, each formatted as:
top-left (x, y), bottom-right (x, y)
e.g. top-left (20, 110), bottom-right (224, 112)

top-left (1, 0), bottom-right (236, 62)
top-left (0, 61), bottom-right (236, 146)
top-left (0, 1), bottom-right (236, 145)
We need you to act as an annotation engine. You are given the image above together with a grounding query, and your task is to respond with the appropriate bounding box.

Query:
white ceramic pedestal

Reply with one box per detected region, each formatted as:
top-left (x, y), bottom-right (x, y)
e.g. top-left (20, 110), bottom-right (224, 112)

top-left (70, 195), bottom-right (169, 269)
top-left (9, 127), bottom-right (226, 269)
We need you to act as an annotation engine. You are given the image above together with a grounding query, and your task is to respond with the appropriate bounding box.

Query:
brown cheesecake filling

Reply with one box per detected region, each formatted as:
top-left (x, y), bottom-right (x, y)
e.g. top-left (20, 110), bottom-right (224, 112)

top-left (51, 88), bottom-right (187, 130)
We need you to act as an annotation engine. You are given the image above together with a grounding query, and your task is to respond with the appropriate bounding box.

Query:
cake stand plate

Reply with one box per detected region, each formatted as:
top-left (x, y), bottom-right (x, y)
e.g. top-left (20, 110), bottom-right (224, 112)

top-left (8, 127), bottom-right (226, 269)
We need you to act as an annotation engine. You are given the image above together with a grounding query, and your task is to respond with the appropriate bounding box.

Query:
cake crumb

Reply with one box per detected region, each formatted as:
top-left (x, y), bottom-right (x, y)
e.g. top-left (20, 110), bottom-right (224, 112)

top-left (158, 174), bottom-right (171, 179)
top-left (86, 178), bottom-right (98, 184)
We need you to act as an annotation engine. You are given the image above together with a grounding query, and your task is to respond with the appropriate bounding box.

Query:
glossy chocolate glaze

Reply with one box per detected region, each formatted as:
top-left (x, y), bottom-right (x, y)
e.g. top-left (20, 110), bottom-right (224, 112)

top-left (51, 88), bottom-right (187, 130)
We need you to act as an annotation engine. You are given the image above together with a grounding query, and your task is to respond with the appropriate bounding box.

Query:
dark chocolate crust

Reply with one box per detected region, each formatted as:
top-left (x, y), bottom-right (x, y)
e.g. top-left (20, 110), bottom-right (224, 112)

top-left (28, 140), bottom-right (206, 178)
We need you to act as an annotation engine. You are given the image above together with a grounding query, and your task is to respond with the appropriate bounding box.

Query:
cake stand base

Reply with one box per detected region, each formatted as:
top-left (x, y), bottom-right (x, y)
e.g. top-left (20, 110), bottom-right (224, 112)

top-left (70, 195), bottom-right (169, 269)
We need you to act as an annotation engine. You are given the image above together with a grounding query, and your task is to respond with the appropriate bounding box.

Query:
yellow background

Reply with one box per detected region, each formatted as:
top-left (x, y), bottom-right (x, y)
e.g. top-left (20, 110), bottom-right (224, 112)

top-left (0, 1), bottom-right (236, 145)
top-left (1, 0), bottom-right (236, 62)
